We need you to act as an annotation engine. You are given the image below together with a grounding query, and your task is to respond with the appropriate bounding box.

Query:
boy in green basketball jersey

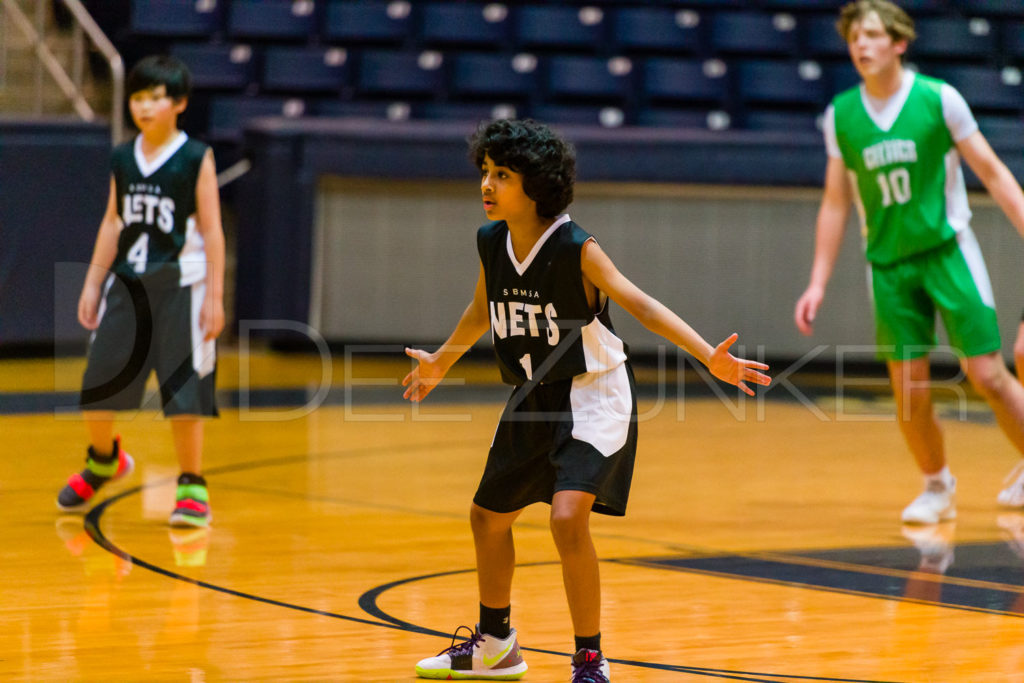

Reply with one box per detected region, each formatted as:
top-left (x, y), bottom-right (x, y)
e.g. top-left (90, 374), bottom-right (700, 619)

top-left (795, 0), bottom-right (1024, 524)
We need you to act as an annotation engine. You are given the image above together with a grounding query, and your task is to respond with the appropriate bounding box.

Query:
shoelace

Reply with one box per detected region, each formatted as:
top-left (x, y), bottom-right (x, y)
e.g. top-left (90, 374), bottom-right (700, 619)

top-left (572, 651), bottom-right (607, 683)
top-left (436, 625), bottom-right (483, 657)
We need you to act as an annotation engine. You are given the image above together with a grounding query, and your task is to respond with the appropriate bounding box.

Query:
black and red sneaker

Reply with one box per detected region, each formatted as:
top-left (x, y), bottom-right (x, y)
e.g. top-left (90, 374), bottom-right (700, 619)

top-left (56, 437), bottom-right (135, 511)
top-left (571, 648), bottom-right (610, 683)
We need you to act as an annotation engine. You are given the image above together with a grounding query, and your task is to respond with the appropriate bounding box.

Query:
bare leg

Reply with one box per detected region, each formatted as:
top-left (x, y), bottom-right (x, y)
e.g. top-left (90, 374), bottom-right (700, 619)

top-left (169, 416), bottom-right (203, 474)
top-left (470, 503), bottom-right (521, 609)
top-left (83, 410), bottom-right (116, 453)
top-left (962, 351), bottom-right (1024, 456)
top-left (550, 490), bottom-right (600, 639)
top-left (888, 358), bottom-right (945, 475)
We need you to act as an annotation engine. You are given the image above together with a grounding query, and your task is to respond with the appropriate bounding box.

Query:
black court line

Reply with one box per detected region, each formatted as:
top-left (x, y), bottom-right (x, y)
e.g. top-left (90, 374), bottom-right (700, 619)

top-left (75, 448), bottom-right (902, 682)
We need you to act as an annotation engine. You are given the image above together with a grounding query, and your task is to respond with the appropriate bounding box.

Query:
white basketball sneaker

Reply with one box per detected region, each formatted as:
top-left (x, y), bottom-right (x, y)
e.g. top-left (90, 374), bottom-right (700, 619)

top-left (416, 625), bottom-right (527, 680)
top-left (997, 462), bottom-right (1024, 508)
top-left (901, 477), bottom-right (956, 525)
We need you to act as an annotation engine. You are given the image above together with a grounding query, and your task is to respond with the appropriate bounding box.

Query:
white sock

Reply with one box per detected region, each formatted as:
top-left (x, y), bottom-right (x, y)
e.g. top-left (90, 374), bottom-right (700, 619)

top-left (925, 466), bottom-right (954, 490)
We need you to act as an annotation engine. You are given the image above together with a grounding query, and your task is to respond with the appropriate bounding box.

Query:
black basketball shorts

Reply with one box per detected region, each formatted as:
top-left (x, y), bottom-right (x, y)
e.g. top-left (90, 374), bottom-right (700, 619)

top-left (80, 273), bottom-right (217, 416)
top-left (474, 362), bottom-right (638, 517)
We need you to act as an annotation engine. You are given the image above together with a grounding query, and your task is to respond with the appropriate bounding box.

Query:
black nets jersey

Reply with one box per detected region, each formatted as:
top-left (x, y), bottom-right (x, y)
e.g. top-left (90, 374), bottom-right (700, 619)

top-left (111, 133), bottom-right (209, 287)
top-left (477, 215), bottom-right (628, 386)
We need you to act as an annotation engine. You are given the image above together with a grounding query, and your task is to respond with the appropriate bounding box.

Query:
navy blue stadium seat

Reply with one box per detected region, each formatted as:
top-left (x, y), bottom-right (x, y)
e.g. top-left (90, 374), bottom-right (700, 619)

top-left (545, 56), bottom-right (634, 103)
top-left (757, 0), bottom-right (844, 9)
top-left (130, 0), bottom-right (224, 37)
top-left (611, 7), bottom-right (703, 55)
top-left (827, 61), bottom-right (860, 95)
top-left (323, 0), bottom-right (412, 45)
top-left (420, 2), bottom-right (512, 48)
top-left (529, 103), bottom-right (629, 128)
top-left (953, 0), bottom-right (1024, 17)
top-left (896, 0), bottom-right (951, 12)
top-left (736, 60), bottom-right (827, 106)
top-left (710, 11), bottom-right (799, 57)
top-left (262, 47), bottom-right (350, 93)
top-left (635, 107), bottom-right (729, 130)
top-left (672, 0), bottom-right (745, 7)
top-left (207, 95), bottom-right (307, 142)
top-left (414, 101), bottom-right (518, 122)
top-left (450, 53), bottom-right (538, 98)
top-left (516, 6), bottom-right (606, 52)
top-left (1002, 22), bottom-right (1024, 60)
top-left (170, 43), bottom-right (255, 90)
top-left (976, 114), bottom-right (1024, 146)
top-left (928, 64), bottom-right (1024, 112)
top-left (803, 14), bottom-right (848, 58)
top-left (228, 0), bottom-right (317, 40)
top-left (357, 50), bottom-right (446, 97)
top-left (642, 58), bottom-right (730, 105)
top-left (911, 17), bottom-right (994, 62)
top-left (742, 109), bottom-right (821, 132)
top-left (313, 99), bottom-right (396, 118)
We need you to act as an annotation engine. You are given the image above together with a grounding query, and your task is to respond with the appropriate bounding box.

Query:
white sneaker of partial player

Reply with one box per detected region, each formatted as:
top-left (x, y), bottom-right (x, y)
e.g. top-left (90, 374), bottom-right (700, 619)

top-left (997, 462), bottom-right (1024, 508)
top-left (901, 478), bottom-right (956, 524)
top-left (416, 625), bottom-right (527, 680)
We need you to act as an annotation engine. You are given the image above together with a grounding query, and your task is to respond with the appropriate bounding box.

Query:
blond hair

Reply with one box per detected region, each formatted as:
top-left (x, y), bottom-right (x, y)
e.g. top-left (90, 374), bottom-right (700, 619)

top-left (836, 0), bottom-right (916, 45)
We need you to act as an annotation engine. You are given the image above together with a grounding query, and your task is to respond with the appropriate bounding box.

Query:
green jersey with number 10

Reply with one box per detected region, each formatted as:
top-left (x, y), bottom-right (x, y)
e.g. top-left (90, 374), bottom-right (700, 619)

top-left (833, 73), bottom-right (967, 266)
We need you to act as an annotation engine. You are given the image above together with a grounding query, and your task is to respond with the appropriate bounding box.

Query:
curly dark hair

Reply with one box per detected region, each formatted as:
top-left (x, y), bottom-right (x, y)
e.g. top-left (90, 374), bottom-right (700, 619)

top-left (127, 54), bottom-right (193, 100)
top-left (468, 119), bottom-right (576, 219)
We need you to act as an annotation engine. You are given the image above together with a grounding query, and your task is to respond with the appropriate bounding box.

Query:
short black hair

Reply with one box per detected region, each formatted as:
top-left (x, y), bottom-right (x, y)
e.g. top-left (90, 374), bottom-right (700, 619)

top-left (468, 119), bottom-right (575, 219)
top-left (126, 54), bottom-right (193, 100)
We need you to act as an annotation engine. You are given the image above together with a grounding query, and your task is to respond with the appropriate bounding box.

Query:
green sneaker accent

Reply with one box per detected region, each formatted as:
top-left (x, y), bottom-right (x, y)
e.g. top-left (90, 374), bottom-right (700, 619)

top-left (176, 483), bottom-right (209, 503)
top-left (86, 456), bottom-right (120, 478)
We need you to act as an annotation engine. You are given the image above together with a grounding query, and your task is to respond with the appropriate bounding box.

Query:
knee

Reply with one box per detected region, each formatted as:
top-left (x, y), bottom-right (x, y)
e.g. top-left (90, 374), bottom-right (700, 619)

top-left (549, 508), bottom-right (589, 550)
top-left (966, 356), bottom-right (1010, 398)
top-left (470, 504), bottom-right (506, 537)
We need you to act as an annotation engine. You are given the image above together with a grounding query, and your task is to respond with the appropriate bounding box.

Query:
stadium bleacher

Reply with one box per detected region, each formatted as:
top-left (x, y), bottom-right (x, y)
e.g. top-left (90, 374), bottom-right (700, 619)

top-left (113, 0), bottom-right (1024, 145)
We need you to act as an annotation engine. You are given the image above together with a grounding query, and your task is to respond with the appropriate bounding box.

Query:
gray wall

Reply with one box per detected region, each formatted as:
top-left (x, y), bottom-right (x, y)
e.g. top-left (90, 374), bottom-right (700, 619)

top-left (312, 178), bottom-right (1024, 363)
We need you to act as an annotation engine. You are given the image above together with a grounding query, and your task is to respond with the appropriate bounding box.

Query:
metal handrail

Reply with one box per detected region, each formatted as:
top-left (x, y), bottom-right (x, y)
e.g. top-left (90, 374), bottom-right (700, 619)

top-left (59, 0), bottom-right (123, 144)
top-left (0, 0), bottom-right (123, 145)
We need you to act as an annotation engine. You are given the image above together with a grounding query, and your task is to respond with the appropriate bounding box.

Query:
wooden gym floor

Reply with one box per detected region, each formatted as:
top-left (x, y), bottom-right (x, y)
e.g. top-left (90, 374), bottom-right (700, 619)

top-left (3, 350), bottom-right (1024, 682)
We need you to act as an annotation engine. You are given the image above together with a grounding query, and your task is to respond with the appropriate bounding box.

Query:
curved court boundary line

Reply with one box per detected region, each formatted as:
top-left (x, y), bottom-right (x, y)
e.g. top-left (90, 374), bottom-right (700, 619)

top-left (79, 457), bottom-right (901, 683)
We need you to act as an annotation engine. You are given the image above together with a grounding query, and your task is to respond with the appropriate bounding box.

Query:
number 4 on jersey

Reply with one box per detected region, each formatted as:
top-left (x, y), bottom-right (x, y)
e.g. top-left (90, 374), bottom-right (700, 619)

top-left (126, 233), bottom-right (149, 273)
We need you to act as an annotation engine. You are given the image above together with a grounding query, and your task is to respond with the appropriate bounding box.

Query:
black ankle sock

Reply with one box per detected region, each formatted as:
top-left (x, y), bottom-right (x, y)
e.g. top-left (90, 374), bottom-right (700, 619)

top-left (575, 633), bottom-right (601, 654)
top-left (480, 603), bottom-right (511, 639)
top-left (87, 440), bottom-right (118, 465)
top-left (177, 472), bottom-right (207, 486)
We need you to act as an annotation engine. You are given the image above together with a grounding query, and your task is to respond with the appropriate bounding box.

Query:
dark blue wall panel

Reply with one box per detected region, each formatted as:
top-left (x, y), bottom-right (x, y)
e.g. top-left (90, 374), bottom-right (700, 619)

top-left (0, 120), bottom-right (110, 350)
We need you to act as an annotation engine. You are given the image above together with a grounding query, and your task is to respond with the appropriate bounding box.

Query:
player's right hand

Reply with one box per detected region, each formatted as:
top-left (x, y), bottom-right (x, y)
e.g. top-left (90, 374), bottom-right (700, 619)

top-left (77, 285), bottom-right (102, 330)
top-left (794, 285), bottom-right (824, 336)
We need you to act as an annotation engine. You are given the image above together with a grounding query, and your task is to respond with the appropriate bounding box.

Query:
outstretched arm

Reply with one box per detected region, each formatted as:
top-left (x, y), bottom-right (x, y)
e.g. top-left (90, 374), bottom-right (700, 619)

top-left (403, 264), bottom-right (490, 402)
top-left (580, 240), bottom-right (770, 396)
top-left (794, 155), bottom-right (852, 336)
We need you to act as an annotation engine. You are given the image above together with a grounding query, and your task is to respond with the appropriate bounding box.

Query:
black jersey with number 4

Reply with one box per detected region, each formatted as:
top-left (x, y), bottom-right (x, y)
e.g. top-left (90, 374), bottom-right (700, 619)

top-left (111, 132), bottom-right (209, 287)
top-left (477, 214), bottom-right (628, 386)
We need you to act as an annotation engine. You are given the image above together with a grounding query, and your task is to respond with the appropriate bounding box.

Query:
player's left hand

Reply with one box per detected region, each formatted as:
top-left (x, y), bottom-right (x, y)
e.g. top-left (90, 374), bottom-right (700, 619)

top-left (708, 333), bottom-right (771, 396)
top-left (200, 294), bottom-right (225, 341)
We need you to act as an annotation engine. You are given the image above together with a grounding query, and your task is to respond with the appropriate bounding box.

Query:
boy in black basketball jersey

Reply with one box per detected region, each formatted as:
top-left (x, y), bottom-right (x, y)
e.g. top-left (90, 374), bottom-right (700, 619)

top-left (56, 55), bottom-right (224, 528)
top-left (404, 119), bottom-right (771, 682)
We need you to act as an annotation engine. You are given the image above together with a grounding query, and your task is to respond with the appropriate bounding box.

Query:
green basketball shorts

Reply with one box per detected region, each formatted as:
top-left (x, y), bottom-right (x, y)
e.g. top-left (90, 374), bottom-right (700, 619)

top-left (869, 229), bottom-right (1000, 362)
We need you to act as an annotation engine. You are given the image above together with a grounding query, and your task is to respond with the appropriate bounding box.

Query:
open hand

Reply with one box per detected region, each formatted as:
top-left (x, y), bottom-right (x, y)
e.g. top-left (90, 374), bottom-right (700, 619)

top-left (402, 347), bottom-right (446, 402)
top-left (708, 333), bottom-right (771, 396)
